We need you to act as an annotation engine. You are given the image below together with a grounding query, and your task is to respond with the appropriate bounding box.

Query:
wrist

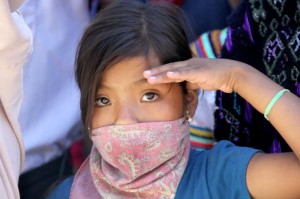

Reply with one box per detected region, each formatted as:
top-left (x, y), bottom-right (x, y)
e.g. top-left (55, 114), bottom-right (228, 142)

top-left (230, 60), bottom-right (250, 94)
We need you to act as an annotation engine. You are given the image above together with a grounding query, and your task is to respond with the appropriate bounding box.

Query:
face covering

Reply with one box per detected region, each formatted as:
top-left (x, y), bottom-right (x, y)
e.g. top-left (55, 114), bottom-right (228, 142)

top-left (89, 117), bottom-right (190, 198)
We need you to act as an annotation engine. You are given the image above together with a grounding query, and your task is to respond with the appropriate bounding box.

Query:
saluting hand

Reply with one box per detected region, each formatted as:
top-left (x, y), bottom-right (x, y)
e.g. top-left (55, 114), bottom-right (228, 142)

top-left (144, 58), bottom-right (244, 93)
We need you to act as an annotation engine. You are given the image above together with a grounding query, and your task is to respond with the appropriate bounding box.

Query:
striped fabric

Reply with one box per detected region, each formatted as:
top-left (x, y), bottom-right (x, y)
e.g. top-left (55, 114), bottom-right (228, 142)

top-left (190, 28), bottom-right (227, 58)
top-left (190, 125), bottom-right (215, 151)
top-left (189, 28), bottom-right (227, 151)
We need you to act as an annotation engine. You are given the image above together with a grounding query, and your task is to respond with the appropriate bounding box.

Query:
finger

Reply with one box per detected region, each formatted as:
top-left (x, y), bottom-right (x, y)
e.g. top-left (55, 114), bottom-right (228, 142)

top-left (147, 66), bottom-right (205, 86)
top-left (143, 60), bottom-right (188, 78)
top-left (164, 67), bottom-right (204, 84)
top-left (146, 71), bottom-right (184, 84)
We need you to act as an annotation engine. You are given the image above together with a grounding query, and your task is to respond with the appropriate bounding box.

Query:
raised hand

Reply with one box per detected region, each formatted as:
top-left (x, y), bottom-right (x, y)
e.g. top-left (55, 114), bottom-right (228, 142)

top-left (143, 58), bottom-right (244, 93)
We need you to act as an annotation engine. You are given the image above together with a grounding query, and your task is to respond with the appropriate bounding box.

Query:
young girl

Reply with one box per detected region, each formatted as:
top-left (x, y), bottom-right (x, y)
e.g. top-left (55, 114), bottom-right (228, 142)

top-left (47, 1), bottom-right (300, 198)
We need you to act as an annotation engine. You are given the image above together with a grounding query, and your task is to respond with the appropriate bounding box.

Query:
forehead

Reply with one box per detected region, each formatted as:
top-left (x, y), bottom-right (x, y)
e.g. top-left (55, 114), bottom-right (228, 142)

top-left (100, 56), bottom-right (160, 84)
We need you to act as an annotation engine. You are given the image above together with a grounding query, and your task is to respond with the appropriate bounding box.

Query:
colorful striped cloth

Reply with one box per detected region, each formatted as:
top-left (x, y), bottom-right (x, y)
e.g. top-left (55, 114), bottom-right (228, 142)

top-left (189, 125), bottom-right (215, 151)
top-left (190, 28), bottom-right (227, 59)
top-left (189, 28), bottom-right (227, 151)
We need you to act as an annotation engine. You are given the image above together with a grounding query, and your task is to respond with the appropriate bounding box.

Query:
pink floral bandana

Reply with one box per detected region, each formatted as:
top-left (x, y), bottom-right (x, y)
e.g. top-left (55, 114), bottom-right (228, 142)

top-left (87, 117), bottom-right (190, 198)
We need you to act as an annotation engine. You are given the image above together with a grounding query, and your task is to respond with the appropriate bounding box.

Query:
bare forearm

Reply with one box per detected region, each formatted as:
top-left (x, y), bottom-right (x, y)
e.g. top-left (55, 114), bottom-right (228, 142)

top-left (233, 62), bottom-right (300, 158)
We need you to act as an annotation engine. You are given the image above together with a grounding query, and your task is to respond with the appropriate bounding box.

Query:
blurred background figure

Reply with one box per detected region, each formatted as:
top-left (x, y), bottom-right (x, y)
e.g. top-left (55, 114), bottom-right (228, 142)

top-left (0, 0), bottom-right (32, 198)
top-left (191, 0), bottom-right (300, 154)
top-left (17, 1), bottom-right (89, 198)
top-left (215, 0), bottom-right (300, 153)
top-left (180, 0), bottom-right (237, 41)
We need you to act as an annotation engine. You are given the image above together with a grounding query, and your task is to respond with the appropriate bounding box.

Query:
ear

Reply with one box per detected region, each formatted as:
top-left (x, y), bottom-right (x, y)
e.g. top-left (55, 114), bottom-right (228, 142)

top-left (184, 90), bottom-right (198, 117)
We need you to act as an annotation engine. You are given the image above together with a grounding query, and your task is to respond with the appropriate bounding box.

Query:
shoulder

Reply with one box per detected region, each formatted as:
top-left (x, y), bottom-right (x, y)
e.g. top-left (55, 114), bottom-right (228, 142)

top-left (175, 141), bottom-right (260, 199)
top-left (45, 176), bottom-right (74, 199)
top-left (189, 140), bottom-right (260, 162)
top-left (185, 140), bottom-right (260, 178)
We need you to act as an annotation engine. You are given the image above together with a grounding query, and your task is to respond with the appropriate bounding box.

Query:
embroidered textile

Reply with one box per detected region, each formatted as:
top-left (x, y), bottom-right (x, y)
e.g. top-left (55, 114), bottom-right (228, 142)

top-left (216, 0), bottom-right (300, 152)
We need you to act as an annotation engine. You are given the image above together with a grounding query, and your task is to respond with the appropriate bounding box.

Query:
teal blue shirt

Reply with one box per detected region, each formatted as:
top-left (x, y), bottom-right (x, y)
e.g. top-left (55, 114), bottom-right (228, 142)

top-left (47, 141), bottom-right (259, 199)
top-left (175, 140), bottom-right (259, 199)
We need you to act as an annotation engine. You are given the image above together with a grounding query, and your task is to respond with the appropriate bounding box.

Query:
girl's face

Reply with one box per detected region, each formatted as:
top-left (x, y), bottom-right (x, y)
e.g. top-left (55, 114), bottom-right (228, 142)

top-left (91, 56), bottom-right (195, 129)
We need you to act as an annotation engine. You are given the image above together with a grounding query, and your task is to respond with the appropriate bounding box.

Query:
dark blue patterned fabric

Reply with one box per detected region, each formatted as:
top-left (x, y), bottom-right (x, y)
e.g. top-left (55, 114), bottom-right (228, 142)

top-left (215, 0), bottom-right (300, 153)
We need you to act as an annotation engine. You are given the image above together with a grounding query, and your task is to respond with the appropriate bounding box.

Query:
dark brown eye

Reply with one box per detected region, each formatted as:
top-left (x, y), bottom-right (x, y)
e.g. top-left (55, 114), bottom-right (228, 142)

top-left (141, 92), bottom-right (158, 102)
top-left (95, 97), bottom-right (111, 106)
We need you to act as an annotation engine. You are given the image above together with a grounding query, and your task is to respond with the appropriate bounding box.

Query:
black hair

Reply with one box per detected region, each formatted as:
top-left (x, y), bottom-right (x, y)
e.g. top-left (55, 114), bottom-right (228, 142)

top-left (76, 0), bottom-right (192, 130)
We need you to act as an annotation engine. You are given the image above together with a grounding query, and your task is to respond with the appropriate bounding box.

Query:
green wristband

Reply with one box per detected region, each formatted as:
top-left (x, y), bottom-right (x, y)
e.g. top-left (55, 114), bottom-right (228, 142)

top-left (264, 89), bottom-right (289, 121)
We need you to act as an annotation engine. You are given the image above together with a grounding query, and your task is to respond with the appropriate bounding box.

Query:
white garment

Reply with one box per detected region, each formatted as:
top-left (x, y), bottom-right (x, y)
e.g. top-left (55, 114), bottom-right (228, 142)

top-left (0, 3), bottom-right (32, 198)
top-left (192, 90), bottom-right (216, 131)
top-left (18, 0), bottom-right (90, 172)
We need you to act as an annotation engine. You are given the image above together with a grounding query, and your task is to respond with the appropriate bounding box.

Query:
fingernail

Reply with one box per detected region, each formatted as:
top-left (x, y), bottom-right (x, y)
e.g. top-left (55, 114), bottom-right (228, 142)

top-left (144, 70), bottom-right (152, 76)
top-left (167, 71), bottom-right (175, 76)
top-left (148, 76), bottom-right (156, 81)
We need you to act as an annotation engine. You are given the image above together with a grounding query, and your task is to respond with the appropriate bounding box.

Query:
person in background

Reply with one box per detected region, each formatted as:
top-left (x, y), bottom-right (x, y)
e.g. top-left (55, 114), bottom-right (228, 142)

top-left (190, 0), bottom-right (300, 153)
top-left (92, 0), bottom-right (240, 41)
top-left (0, 0), bottom-right (32, 198)
top-left (180, 0), bottom-right (239, 41)
top-left (214, 0), bottom-right (300, 153)
top-left (17, 1), bottom-right (90, 198)
top-left (191, 0), bottom-right (300, 154)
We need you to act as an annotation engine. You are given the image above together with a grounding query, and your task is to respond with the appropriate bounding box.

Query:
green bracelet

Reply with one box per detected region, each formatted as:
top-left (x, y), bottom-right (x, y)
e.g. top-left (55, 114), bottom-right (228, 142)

top-left (264, 89), bottom-right (289, 121)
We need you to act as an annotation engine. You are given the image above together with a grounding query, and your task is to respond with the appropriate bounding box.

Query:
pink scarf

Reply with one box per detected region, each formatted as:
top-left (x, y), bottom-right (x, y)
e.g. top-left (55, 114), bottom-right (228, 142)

top-left (70, 118), bottom-right (190, 199)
